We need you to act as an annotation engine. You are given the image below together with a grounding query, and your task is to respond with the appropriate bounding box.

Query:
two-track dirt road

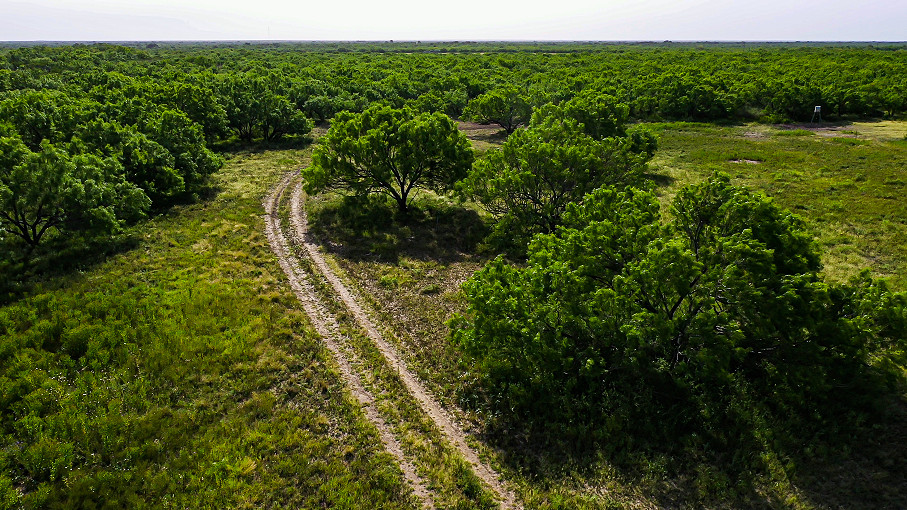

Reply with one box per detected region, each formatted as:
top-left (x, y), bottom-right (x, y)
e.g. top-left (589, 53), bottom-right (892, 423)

top-left (264, 171), bottom-right (518, 509)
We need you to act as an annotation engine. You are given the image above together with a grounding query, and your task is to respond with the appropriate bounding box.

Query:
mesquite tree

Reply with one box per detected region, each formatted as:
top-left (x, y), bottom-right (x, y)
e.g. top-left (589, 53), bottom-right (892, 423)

top-left (452, 175), bottom-right (906, 454)
top-left (461, 97), bottom-right (657, 254)
top-left (0, 138), bottom-right (149, 255)
top-left (304, 106), bottom-right (473, 214)
top-left (463, 85), bottom-right (532, 134)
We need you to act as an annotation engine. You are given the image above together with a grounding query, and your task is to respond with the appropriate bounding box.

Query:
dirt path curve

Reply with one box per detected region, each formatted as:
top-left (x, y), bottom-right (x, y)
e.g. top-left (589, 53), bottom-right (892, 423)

top-left (289, 180), bottom-right (520, 510)
top-left (263, 172), bottom-right (435, 509)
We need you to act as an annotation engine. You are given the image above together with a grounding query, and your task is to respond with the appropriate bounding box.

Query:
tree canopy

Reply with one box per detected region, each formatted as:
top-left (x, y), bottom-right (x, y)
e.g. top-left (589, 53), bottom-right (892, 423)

top-left (463, 85), bottom-right (532, 134)
top-left (452, 175), bottom-right (906, 455)
top-left (462, 95), bottom-right (657, 254)
top-left (0, 137), bottom-right (149, 253)
top-left (304, 106), bottom-right (473, 214)
top-left (218, 74), bottom-right (313, 143)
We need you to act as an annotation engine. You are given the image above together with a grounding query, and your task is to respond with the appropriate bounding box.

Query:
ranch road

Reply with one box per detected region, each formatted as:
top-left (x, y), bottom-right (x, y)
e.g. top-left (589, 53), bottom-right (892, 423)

top-left (263, 172), bottom-right (434, 509)
top-left (265, 170), bottom-right (519, 509)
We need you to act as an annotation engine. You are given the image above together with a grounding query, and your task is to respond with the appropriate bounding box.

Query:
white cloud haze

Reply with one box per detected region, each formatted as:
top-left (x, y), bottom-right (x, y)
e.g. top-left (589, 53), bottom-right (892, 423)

top-left (1, 0), bottom-right (905, 41)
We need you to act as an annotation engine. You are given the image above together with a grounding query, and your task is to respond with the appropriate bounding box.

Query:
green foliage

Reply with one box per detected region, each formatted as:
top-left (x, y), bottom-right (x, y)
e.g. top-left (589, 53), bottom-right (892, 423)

top-left (452, 175), bottom-right (906, 462)
top-left (259, 92), bottom-right (312, 142)
top-left (305, 105), bottom-right (473, 214)
top-left (73, 120), bottom-right (185, 203)
top-left (463, 85), bottom-right (532, 134)
top-left (5, 43), bottom-right (907, 131)
top-left (408, 90), bottom-right (468, 117)
top-left (300, 94), bottom-right (365, 123)
top-left (85, 73), bottom-right (230, 144)
top-left (0, 60), bottom-right (228, 264)
top-left (0, 90), bottom-right (86, 150)
top-left (218, 74), bottom-right (312, 142)
top-left (218, 75), bottom-right (260, 142)
top-left (0, 137), bottom-right (149, 252)
top-left (140, 108), bottom-right (222, 196)
top-left (763, 78), bottom-right (825, 122)
top-left (462, 97), bottom-right (656, 254)
top-left (69, 107), bottom-right (223, 204)
top-left (651, 72), bottom-right (741, 120)
top-left (153, 82), bottom-right (230, 142)
top-left (561, 91), bottom-right (631, 140)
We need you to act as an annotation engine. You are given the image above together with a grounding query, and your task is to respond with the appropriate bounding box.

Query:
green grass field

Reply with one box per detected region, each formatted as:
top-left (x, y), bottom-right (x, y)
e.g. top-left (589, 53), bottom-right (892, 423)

top-left (0, 150), bottom-right (420, 509)
top-left (650, 120), bottom-right (907, 290)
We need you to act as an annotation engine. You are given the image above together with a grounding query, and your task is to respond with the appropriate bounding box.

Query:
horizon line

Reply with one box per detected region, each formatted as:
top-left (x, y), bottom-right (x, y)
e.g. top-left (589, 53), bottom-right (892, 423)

top-left (2, 39), bottom-right (907, 44)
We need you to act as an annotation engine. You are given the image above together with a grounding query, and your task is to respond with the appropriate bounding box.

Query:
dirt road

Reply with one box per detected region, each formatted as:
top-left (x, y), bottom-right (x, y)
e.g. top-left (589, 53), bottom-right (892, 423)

top-left (288, 179), bottom-right (518, 509)
top-left (263, 172), bottom-right (435, 509)
top-left (264, 170), bottom-right (519, 509)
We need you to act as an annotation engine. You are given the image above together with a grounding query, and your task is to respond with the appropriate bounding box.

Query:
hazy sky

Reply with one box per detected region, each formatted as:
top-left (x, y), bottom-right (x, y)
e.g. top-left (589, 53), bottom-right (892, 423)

top-left (2, 0), bottom-right (905, 41)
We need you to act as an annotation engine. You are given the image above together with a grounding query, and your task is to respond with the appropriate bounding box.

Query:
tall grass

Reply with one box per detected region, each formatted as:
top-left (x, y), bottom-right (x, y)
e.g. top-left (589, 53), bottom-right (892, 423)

top-left (0, 150), bottom-right (416, 509)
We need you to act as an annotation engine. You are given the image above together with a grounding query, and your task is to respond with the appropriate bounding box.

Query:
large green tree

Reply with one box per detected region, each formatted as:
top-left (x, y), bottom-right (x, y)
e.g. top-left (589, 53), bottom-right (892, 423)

top-left (561, 91), bottom-right (631, 139)
top-left (154, 81), bottom-right (230, 143)
top-left (74, 120), bottom-right (185, 204)
top-left (140, 108), bottom-right (222, 198)
top-left (304, 106), bottom-right (473, 214)
top-left (462, 85), bottom-right (532, 134)
top-left (259, 93), bottom-right (312, 142)
top-left (452, 175), bottom-right (905, 453)
top-left (219, 74), bottom-right (312, 143)
top-left (462, 98), bottom-right (656, 253)
top-left (0, 138), bottom-right (149, 254)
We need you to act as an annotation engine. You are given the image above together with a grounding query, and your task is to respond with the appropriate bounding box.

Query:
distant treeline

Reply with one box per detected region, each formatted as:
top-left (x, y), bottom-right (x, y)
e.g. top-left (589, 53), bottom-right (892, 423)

top-left (2, 42), bottom-right (905, 125)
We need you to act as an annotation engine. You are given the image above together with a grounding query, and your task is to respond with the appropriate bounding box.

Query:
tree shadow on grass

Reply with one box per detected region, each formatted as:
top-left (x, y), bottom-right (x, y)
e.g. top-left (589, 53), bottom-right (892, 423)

top-left (789, 396), bottom-right (907, 509)
top-left (645, 171), bottom-right (676, 188)
top-left (211, 134), bottom-right (314, 153)
top-left (471, 386), bottom-right (907, 508)
top-left (0, 233), bottom-right (141, 305)
top-left (306, 193), bottom-right (490, 265)
top-left (0, 179), bottom-right (227, 306)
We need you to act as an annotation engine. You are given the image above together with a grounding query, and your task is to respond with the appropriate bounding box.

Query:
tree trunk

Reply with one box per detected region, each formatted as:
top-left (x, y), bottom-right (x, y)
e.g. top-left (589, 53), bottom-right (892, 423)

top-left (396, 196), bottom-right (409, 215)
top-left (395, 188), bottom-right (410, 216)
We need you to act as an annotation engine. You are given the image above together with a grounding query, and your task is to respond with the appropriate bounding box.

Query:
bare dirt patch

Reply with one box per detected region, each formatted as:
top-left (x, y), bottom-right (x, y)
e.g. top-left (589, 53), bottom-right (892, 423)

top-left (456, 120), bottom-right (501, 133)
top-left (457, 120), bottom-right (507, 153)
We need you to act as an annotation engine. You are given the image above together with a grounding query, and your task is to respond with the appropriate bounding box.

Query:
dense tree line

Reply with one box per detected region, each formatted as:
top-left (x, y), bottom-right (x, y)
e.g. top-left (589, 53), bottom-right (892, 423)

top-left (0, 46), bottom-right (323, 259)
top-left (3, 43), bottom-right (905, 127)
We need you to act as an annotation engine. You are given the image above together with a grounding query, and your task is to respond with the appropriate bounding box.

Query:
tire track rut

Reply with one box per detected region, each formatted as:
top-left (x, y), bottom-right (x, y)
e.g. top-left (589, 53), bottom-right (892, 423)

top-left (263, 172), bottom-right (435, 509)
top-left (287, 180), bottom-right (519, 509)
